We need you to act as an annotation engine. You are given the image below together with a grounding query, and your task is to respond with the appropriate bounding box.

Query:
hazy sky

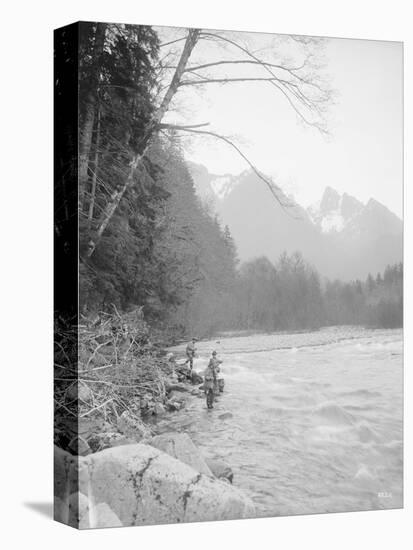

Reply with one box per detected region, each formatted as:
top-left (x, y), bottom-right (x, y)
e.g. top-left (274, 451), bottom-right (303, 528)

top-left (163, 31), bottom-right (403, 216)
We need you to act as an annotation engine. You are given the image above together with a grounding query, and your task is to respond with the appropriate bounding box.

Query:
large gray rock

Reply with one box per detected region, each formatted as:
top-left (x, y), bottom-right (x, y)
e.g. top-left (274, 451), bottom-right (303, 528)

top-left (54, 446), bottom-right (78, 525)
top-left (88, 432), bottom-right (134, 453)
top-left (54, 444), bottom-right (255, 528)
top-left (149, 432), bottom-right (213, 476)
top-left (154, 403), bottom-right (166, 416)
top-left (205, 458), bottom-right (234, 484)
top-left (117, 411), bottom-right (151, 441)
top-left (167, 390), bottom-right (189, 403)
top-left (61, 417), bottom-right (106, 440)
top-left (60, 490), bottom-right (123, 529)
top-left (191, 371), bottom-right (204, 385)
top-left (89, 503), bottom-right (123, 528)
top-left (166, 382), bottom-right (191, 393)
top-left (166, 399), bottom-right (183, 411)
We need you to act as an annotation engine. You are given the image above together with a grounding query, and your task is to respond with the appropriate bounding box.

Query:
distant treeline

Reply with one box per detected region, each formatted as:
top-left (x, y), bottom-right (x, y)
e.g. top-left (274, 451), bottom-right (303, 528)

top-left (229, 255), bottom-right (403, 334)
top-left (76, 23), bottom-right (402, 338)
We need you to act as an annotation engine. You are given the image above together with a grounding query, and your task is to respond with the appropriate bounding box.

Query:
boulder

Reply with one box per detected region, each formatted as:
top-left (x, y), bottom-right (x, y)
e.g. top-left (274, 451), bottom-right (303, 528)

top-left (56, 487), bottom-right (122, 528)
top-left (68, 435), bottom-right (92, 456)
top-left (149, 432), bottom-right (213, 476)
top-left (54, 446), bottom-right (79, 525)
top-left (175, 365), bottom-right (192, 382)
top-left (166, 399), bottom-right (183, 412)
top-left (166, 382), bottom-right (191, 393)
top-left (88, 432), bottom-right (134, 453)
top-left (164, 376), bottom-right (179, 393)
top-left (117, 411), bottom-right (151, 441)
top-left (77, 417), bottom-right (106, 439)
top-left (154, 403), bottom-right (166, 416)
top-left (54, 444), bottom-right (255, 528)
top-left (89, 503), bottom-right (123, 528)
top-left (191, 371), bottom-right (204, 385)
top-left (58, 417), bottom-right (106, 445)
top-left (68, 491), bottom-right (89, 528)
top-left (205, 458), bottom-right (234, 484)
top-left (218, 412), bottom-right (233, 421)
top-left (168, 390), bottom-right (188, 403)
top-left (54, 496), bottom-right (69, 525)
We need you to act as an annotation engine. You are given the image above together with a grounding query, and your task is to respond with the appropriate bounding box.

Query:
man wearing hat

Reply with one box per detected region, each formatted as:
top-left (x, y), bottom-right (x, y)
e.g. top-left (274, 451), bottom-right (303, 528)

top-left (204, 351), bottom-right (222, 409)
top-left (184, 337), bottom-right (197, 371)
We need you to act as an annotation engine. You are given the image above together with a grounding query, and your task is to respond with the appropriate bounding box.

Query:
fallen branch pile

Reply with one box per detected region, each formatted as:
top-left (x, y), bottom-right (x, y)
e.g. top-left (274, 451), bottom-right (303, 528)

top-left (54, 307), bottom-right (174, 453)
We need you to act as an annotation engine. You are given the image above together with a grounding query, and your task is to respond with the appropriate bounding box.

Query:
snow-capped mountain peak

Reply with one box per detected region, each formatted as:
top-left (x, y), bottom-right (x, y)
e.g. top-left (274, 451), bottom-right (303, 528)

top-left (319, 186), bottom-right (341, 214)
top-left (308, 187), bottom-right (364, 234)
top-left (320, 210), bottom-right (345, 233)
top-left (188, 163), bottom-right (402, 280)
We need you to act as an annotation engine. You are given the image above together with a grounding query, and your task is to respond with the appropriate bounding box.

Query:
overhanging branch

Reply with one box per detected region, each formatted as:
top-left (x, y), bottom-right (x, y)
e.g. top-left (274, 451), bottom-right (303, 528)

top-left (184, 59), bottom-right (308, 74)
top-left (198, 31), bottom-right (329, 133)
top-left (162, 124), bottom-right (301, 217)
top-left (159, 122), bottom-right (210, 130)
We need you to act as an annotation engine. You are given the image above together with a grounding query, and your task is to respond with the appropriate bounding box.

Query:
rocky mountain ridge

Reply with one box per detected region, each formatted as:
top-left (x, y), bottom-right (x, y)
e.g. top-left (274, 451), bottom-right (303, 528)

top-left (188, 162), bottom-right (402, 280)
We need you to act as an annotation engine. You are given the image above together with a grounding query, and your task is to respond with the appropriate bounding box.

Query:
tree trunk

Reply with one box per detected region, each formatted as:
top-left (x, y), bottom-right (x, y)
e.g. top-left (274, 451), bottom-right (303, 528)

top-left (86, 28), bottom-right (201, 257)
top-left (87, 106), bottom-right (101, 226)
top-left (79, 23), bottom-right (106, 211)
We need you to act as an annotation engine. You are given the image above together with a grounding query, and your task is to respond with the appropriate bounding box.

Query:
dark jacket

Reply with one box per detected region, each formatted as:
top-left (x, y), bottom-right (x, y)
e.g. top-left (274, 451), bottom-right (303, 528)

top-left (204, 358), bottom-right (221, 389)
top-left (186, 342), bottom-right (196, 357)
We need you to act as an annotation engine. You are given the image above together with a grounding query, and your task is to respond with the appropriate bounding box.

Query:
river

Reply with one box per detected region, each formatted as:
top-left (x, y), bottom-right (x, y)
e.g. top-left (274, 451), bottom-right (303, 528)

top-left (159, 326), bottom-right (403, 517)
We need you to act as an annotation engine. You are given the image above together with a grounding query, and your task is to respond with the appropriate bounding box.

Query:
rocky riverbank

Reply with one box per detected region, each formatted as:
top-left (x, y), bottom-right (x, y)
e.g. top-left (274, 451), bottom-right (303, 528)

top-left (55, 433), bottom-right (254, 528)
top-left (54, 310), bottom-right (246, 528)
top-left (55, 310), bottom-right (199, 452)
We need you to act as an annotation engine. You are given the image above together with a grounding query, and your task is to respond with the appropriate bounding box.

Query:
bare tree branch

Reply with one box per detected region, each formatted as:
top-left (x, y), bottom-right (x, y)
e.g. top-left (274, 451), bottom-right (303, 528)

top-left (161, 124), bottom-right (301, 217)
top-left (86, 27), bottom-right (330, 254)
top-left (179, 76), bottom-right (328, 133)
top-left (159, 122), bottom-right (210, 129)
top-left (159, 36), bottom-right (189, 48)
top-left (198, 31), bottom-right (330, 133)
top-left (184, 59), bottom-right (309, 74)
top-left (179, 76), bottom-right (307, 86)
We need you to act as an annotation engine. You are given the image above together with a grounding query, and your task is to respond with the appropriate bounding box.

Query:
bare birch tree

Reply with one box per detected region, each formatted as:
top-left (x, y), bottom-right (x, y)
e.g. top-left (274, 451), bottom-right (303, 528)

top-left (84, 27), bottom-right (332, 257)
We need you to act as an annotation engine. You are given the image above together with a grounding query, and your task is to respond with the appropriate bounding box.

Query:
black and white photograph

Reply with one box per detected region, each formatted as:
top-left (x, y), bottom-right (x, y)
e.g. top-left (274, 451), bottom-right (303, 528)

top-left (53, 20), bottom-right (403, 529)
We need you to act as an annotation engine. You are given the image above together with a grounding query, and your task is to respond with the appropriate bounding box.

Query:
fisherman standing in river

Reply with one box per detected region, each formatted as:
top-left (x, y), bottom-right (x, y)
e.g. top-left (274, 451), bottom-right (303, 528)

top-left (184, 338), bottom-right (197, 371)
top-left (185, 338), bottom-right (196, 372)
top-left (204, 351), bottom-right (222, 409)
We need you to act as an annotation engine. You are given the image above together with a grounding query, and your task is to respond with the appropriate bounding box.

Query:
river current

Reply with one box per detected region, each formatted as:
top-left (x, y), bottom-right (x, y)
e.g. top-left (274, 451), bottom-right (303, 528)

top-left (160, 326), bottom-right (403, 517)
